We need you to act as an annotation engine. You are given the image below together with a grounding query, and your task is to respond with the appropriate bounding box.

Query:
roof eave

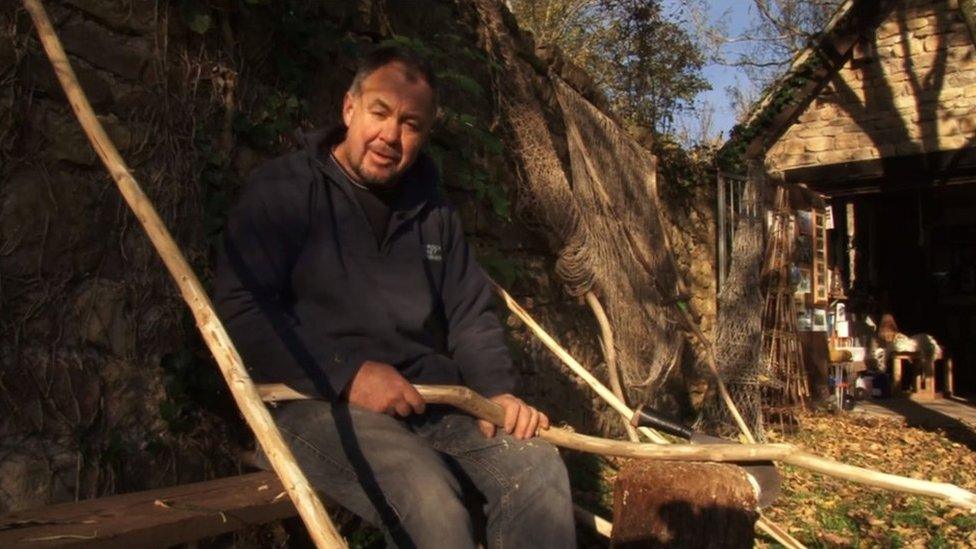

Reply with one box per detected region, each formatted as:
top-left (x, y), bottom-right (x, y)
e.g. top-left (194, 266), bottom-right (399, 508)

top-left (719, 0), bottom-right (900, 166)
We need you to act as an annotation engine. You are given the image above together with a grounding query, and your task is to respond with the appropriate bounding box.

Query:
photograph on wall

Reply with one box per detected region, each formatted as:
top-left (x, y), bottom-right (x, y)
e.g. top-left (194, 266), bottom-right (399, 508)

top-left (812, 308), bottom-right (828, 332)
top-left (795, 267), bottom-right (812, 294)
top-left (797, 309), bottom-right (813, 331)
top-left (795, 234), bottom-right (813, 263)
top-left (797, 210), bottom-right (813, 235)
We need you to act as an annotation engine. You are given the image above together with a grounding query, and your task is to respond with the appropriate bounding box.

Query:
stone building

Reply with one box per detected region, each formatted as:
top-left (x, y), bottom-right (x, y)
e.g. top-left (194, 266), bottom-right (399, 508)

top-left (723, 0), bottom-right (976, 396)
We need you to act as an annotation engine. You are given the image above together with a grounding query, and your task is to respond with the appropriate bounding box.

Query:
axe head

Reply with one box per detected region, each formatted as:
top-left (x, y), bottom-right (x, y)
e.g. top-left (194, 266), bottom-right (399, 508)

top-left (688, 432), bottom-right (782, 508)
top-left (630, 405), bottom-right (782, 508)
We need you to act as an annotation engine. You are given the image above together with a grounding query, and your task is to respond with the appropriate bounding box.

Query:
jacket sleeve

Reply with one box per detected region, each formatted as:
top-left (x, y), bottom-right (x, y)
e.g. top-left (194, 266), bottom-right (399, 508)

top-left (213, 168), bottom-right (371, 398)
top-left (440, 207), bottom-right (517, 398)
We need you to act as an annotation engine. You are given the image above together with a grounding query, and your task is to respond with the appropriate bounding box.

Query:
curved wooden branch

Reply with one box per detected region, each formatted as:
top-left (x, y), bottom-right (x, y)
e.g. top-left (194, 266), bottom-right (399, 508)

top-left (573, 505), bottom-right (613, 539)
top-left (493, 283), bottom-right (670, 444)
top-left (584, 292), bottom-right (640, 442)
top-left (21, 2), bottom-right (345, 547)
top-left (258, 383), bottom-right (976, 511)
top-left (494, 282), bottom-right (805, 545)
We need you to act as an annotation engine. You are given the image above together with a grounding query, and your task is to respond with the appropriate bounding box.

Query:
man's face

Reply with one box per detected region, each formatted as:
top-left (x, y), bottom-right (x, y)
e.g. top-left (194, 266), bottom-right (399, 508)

top-left (335, 62), bottom-right (436, 186)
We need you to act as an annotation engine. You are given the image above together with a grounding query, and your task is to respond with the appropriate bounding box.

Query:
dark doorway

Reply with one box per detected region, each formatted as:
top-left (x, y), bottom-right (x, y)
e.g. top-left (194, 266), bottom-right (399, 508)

top-left (828, 184), bottom-right (976, 396)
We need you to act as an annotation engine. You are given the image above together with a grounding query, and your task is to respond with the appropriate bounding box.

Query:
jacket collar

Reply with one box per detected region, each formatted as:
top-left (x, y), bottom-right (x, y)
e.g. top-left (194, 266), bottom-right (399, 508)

top-left (301, 126), bottom-right (441, 220)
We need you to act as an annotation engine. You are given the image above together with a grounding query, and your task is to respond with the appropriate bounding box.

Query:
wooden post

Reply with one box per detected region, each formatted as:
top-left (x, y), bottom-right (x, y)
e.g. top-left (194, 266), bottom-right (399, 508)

top-left (717, 172), bottom-right (727, 290)
top-left (585, 292), bottom-right (640, 442)
top-left (892, 354), bottom-right (908, 396)
top-left (947, 358), bottom-right (955, 396)
top-left (21, 2), bottom-right (345, 546)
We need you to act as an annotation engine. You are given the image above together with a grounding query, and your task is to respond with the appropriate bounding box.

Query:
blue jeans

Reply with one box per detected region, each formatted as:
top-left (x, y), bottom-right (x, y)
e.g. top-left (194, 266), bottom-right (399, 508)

top-left (259, 400), bottom-right (577, 549)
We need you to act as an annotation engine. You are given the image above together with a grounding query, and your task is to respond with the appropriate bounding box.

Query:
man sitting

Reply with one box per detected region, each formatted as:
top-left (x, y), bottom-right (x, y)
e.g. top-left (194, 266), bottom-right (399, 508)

top-left (214, 45), bottom-right (576, 548)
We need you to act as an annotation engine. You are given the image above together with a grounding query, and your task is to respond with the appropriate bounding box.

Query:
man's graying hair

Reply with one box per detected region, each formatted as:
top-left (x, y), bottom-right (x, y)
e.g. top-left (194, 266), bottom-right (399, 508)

top-left (349, 44), bottom-right (439, 105)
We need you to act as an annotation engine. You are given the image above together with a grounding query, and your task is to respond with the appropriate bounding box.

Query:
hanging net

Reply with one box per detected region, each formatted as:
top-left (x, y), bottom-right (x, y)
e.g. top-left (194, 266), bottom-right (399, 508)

top-left (474, 0), bottom-right (690, 406)
top-left (698, 179), bottom-right (769, 439)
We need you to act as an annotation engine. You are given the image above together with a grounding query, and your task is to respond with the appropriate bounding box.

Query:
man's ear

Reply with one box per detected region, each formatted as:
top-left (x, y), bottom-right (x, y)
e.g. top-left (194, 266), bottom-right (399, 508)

top-left (341, 92), bottom-right (355, 127)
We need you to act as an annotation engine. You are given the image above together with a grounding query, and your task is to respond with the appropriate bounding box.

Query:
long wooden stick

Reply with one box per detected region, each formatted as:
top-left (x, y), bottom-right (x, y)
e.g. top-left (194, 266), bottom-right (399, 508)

top-left (494, 284), bottom-right (670, 444)
top-left (756, 516), bottom-right (807, 549)
top-left (257, 383), bottom-right (976, 511)
top-left (21, 2), bottom-right (345, 547)
top-left (573, 505), bottom-right (613, 539)
top-left (584, 292), bottom-right (640, 442)
top-left (497, 285), bottom-right (802, 547)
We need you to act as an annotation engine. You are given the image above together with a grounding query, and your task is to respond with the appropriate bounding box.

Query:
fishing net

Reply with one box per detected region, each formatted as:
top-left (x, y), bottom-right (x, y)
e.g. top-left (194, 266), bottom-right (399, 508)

top-left (698, 179), bottom-right (769, 439)
top-left (474, 0), bottom-right (688, 405)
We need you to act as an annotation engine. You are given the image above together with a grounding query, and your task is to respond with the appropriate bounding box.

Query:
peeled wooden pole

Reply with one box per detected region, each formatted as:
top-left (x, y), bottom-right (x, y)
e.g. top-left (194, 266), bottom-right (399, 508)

top-left (21, 2), bottom-right (345, 547)
top-left (494, 283), bottom-right (669, 444)
top-left (258, 383), bottom-right (976, 511)
top-left (758, 518), bottom-right (806, 549)
top-left (496, 286), bottom-right (806, 544)
top-left (573, 505), bottom-right (613, 539)
top-left (584, 292), bottom-right (640, 442)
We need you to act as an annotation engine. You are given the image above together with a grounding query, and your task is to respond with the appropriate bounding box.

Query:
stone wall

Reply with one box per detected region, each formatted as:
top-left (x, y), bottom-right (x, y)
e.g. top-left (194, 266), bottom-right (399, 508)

top-left (1, 0), bottom-right (210, 512)
top-left (766, 0), bottom-right (976, 173)
top-left (0, 0), bottom-right (715, 515)
top-left (0, 0), bottom-right (603, 513)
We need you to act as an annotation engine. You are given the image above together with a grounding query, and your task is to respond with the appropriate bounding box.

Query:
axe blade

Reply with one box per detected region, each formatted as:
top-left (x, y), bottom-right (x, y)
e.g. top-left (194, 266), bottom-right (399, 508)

top-left (631, 406), bottom-right (782, 508)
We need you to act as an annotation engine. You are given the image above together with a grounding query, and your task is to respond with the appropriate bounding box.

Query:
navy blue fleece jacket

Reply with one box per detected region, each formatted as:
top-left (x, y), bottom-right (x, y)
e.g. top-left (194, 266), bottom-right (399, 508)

top-left (213, 129), bottom-right (515, 399)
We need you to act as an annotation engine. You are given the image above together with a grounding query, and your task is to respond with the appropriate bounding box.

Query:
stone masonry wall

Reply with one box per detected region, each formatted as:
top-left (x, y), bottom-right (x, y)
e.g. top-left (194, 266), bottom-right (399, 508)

top-left (1, 0), bottom-right (719, 514)
top-left (766, 0), bottom-right (976, 173)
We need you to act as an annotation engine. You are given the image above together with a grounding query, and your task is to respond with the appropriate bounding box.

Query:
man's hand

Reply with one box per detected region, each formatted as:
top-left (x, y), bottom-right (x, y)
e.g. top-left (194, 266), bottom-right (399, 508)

top-left (478, 394), bottom-right (550, 440)
top-left (346, 361), bottom-right (426, 417)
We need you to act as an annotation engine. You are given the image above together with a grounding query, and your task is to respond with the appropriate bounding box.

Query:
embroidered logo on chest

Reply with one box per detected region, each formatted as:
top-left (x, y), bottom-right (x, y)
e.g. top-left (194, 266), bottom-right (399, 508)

top-left (425, 244), bottom-right (443, 262)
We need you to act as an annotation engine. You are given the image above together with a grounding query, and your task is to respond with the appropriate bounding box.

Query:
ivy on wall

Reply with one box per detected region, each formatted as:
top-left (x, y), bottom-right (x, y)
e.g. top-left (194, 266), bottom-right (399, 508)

top-left (717, 53), bottom-right (825, 174)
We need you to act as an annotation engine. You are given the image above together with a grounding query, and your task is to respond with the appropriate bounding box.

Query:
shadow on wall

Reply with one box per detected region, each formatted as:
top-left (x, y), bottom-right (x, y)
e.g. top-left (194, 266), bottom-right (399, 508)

top-left (823, 3), bottom-right (976, 174)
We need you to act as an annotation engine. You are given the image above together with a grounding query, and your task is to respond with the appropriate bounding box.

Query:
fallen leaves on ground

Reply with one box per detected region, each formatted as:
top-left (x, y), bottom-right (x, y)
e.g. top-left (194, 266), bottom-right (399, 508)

top-left (757, 410), bottom-right (976, 548)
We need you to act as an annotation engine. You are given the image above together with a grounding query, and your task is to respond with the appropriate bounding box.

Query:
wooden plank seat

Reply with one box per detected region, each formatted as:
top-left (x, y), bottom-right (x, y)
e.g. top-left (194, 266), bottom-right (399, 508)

top-left (0, 472), bottom-right (294, 547)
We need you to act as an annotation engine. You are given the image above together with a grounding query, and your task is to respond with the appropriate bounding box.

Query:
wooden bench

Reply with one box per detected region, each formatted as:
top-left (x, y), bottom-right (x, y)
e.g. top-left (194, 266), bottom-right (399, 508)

top-left (892, 353), bottom-right (955, 400)
top-left (0, 472), bottom-right (293, 547)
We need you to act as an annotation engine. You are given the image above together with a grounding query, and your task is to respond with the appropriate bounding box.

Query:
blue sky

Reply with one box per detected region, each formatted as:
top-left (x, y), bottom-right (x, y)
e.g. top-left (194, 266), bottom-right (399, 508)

top-left (699, 1), bottom-right (754, 139)
top-left (666, 0), bottom-right (761, 142)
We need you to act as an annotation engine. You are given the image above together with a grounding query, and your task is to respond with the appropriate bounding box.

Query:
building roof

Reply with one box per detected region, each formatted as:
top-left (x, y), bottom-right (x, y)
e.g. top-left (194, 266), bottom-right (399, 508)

top-left (718, 0), bottom-right (976, 173)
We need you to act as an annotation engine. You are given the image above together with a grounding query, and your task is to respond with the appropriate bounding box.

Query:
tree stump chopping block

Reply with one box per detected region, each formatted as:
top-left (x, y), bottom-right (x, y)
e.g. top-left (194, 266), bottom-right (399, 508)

top-left (611, 461), bottom-right (759, 548)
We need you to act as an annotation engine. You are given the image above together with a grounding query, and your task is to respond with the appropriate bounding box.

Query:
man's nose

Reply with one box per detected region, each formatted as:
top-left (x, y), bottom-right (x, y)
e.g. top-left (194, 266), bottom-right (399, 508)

top-left (378, 117), bottom-right (401, 147)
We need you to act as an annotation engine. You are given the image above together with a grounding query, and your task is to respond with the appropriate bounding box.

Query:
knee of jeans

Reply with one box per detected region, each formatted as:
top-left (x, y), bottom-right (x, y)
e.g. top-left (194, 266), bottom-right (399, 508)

top-left (509, 440), bottom-right (571, 498)
top-left (384, 467), bottom-right (469, 523)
